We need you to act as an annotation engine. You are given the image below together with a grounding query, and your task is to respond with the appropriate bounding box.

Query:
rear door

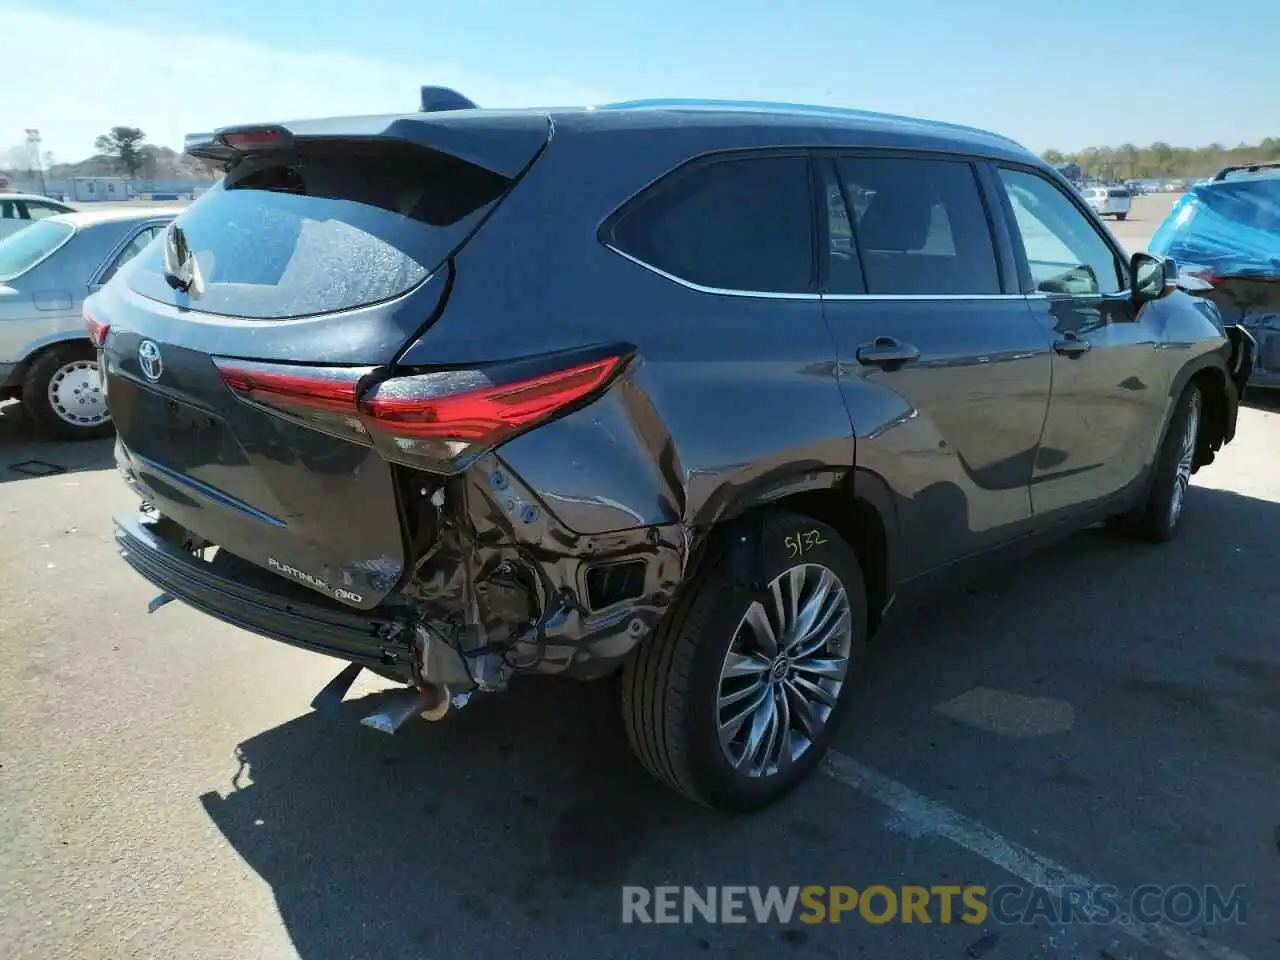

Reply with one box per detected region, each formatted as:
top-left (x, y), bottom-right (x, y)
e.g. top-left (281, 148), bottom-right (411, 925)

top-left (990, 164), bottom-right (1167, 523)
top-left (96, 114), bottom-right (550, 608)
top-left (818, 152), bottom-right (1053, 578)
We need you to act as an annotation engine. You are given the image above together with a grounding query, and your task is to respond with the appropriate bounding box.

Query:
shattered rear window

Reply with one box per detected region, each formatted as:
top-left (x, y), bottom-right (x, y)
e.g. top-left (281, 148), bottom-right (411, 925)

top-left (128, 141), bottom-right (510, 320)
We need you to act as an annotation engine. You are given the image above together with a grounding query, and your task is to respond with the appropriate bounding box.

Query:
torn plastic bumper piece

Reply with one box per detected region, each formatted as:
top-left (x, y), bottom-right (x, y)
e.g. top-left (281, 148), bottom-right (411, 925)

top-left (147, 592), bottom-right (175, 614)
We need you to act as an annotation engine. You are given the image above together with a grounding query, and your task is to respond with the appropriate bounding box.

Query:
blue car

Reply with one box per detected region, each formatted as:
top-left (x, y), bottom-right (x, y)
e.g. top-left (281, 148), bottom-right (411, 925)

top-left (1148, 162), bottom-right (1280, 389)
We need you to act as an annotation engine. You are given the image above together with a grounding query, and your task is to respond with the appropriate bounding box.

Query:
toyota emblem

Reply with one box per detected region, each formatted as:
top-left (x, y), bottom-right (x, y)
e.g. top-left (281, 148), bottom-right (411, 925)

top-left (137, 340), bottom-right (163, 382)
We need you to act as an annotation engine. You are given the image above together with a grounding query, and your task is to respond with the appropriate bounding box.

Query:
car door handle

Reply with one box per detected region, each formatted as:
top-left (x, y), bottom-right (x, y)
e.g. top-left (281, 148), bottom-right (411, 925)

top-left (1053, 334), bottom-right (1092, 358)
top-left (856, 336), bottom-right (920, 369)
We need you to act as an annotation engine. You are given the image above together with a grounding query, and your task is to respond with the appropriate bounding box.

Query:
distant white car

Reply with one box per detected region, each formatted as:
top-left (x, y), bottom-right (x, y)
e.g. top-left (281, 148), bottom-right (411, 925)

top-left (0, 193), bottom-right (76, 240)
top-left (1081, 185), bottom-right (1132, 220)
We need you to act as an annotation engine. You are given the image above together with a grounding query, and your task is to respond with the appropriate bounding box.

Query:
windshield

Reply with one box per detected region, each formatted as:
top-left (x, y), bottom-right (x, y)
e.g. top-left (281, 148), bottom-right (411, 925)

top-left (0, 219), bottom-right (75, 282)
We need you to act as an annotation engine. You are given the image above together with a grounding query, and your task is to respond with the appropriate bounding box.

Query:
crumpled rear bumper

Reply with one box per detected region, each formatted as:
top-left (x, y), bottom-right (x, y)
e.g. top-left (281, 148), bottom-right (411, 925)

top-left (114, 511), bottom-right (417, 680)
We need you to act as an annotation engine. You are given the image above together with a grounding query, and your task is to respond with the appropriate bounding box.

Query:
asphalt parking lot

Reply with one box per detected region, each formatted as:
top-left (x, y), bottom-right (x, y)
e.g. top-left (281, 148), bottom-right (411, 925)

top-left (2, 197), bottom-right (1277, 960)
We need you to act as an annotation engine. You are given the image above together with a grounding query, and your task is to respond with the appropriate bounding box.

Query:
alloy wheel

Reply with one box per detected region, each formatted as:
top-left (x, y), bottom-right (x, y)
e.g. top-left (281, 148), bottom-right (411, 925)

top-left (1168, 391), bottom-right (1200, 526)
top-left (716, 563), bottom-right (853, 778)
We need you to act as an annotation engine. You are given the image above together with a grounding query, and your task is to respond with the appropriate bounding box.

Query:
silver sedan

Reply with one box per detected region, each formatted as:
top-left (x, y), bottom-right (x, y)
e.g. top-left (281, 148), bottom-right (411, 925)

top-left (0, 206), bottom-right (180, 439)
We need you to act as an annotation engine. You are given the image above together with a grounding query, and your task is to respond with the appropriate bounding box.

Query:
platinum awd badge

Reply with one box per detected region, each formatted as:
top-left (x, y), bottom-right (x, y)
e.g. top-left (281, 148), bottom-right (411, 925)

top-left (267, 557), bottom-right (363, 604)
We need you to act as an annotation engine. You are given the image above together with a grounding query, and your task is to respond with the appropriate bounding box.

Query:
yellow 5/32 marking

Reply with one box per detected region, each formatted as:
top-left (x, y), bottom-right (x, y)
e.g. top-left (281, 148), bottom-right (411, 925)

top-left (785, 529), bottom-right (829, 559)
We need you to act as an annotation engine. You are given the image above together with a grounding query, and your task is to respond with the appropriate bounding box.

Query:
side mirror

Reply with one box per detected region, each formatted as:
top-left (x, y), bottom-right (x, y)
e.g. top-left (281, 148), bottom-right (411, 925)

top-left (1132, 252), bottom-right (1176, 302)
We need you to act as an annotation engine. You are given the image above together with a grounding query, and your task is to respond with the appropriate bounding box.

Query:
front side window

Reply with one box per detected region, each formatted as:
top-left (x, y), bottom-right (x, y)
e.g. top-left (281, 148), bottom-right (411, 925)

top-left (822, 172), bottom-right (864, 294)
top-left (830, 156), bottom-right (1001, 295)
top-left (998, 168), bottom-right (1123, 296)
top-left (607, 154), bottom-right (814, 294)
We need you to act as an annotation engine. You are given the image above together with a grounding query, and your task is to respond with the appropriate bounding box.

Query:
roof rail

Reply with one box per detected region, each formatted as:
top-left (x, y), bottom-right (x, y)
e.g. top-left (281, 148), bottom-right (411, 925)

top-left (420, 86), bottom-right (478, 113)
top-left (597, 98), bottom-right (1025, 150)
top-left (1213, 160), bottom-right (1280, 181)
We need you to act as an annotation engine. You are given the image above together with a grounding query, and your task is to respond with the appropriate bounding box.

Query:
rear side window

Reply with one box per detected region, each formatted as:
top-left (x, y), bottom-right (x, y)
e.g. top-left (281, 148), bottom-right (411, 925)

top-left (831, 156), bottom-right (1001, 295)
top-left (607, 155), bottom-right (814, 294)
top-left (128, 141), bottom-right (511, 319)
top-left (26, 202), bottom-right (65, 221)
top-left (0, 219), bottom-right (75, 281)
top-left (99, 226), bottom-right (164, 285)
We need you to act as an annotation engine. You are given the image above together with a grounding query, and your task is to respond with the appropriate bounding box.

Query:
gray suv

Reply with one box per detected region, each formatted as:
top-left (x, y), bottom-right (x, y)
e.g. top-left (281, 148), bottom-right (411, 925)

top-left (95, 94), bottom-right (1251, 810)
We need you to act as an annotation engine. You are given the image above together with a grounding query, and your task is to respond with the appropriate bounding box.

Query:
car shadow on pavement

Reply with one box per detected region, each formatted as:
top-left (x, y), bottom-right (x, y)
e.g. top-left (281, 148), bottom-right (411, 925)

top-left (199, 674), bottom-right (736, 959)
top-left (0, 400), bottom-right (114, 483)
top-left (198, 487), bottom-right (1280, 960)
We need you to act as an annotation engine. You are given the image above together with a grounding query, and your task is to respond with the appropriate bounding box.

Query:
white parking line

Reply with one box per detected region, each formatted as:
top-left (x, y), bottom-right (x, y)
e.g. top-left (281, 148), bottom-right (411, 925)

top-left (823, 751), bottom-right (1253, 960)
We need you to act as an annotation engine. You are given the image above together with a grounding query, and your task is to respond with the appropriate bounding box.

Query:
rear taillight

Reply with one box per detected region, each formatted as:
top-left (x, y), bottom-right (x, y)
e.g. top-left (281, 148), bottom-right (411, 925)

top-left (1186, 268), bottom-right (1223, 286)
top-left (84, 308), bottom-right (109, 347)
top-left (361, 356), bottom-right (623, 440)
top-left (213, 353), bottom-right (628, 470)
top-left (212, 359), bottom-right (373, 439)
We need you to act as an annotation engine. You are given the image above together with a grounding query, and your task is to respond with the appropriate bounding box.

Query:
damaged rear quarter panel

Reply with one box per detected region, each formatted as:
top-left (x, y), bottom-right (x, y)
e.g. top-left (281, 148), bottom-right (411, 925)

top-left (404, 305), bottom-right (855, 679)
top-left (394, 132), bottom-right (857, 677)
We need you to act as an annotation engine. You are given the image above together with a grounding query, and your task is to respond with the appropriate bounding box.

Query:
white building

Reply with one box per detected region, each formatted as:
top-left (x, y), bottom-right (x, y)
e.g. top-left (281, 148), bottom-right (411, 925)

top-left (71, 177), bottom-right (131, 202)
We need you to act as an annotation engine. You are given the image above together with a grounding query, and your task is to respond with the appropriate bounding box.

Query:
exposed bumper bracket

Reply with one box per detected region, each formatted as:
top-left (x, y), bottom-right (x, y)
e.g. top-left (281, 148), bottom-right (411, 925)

top-left (310, 661), bottom-right (364, 715)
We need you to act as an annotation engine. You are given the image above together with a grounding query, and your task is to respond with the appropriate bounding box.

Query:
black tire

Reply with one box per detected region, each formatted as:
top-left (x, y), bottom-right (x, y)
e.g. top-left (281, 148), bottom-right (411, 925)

top-left (1112, 383), bottom-right (1202, 543)
top-left (21, 342), bottom-right (113, 441)
top-left (1115, 213), bottom-right (1128, 221)
top-left (622, 510), bottom-right (868, 810)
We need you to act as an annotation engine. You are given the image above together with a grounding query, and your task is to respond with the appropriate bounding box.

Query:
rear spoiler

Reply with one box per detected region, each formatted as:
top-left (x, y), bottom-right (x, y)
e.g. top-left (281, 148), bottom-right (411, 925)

top-left (182, 94), bottom-right (549, 180)
top-left (1213, 161), bottom-right (1280, 181)
top-left (184, 132), bottom-right (233, 162)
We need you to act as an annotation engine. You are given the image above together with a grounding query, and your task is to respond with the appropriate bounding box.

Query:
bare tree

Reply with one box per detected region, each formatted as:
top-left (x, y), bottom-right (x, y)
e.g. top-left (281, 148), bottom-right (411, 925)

top-left (94, 126), bottom-right (147, 178)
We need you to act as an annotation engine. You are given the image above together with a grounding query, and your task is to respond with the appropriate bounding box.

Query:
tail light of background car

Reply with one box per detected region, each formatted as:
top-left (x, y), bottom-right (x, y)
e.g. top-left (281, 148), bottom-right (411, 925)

top-left (84, 306), bottom-right (109, 347)
top-left (213, 352), bottom-right (629, 473)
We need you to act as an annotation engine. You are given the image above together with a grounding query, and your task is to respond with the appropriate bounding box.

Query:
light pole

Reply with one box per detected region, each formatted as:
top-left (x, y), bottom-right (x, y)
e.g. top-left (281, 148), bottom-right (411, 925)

top-left (24, 129), bottom-right (46, 196)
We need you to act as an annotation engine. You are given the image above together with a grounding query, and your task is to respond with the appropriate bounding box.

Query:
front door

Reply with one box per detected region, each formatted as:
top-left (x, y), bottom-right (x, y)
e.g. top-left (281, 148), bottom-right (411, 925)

top-left (990, 166), bottom-right (1172, 524)
top-left (817, 153), bottom-right (1053, 579)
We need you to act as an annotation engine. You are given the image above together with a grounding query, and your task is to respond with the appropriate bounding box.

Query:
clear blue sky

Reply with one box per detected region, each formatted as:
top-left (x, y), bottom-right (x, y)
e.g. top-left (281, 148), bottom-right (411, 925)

top-left (6, 0), bottom-right (1278, 162)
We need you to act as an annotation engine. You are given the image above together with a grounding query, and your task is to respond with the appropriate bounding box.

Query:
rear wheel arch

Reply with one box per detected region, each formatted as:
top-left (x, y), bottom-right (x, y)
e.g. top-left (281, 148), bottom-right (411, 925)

top-left (1190, 366), bottom-right (1231, 465)
top-left (7, 332), bottom-right (95, 392)
top-left (1165, 358), bottom-right (1233, 469)
top-left (693, 467), bottom-right (898, 636)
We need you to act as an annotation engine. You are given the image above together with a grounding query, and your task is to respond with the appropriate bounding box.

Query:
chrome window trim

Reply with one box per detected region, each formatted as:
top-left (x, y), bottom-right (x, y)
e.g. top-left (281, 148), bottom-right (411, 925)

top-left (822, 292), bottom-right (1031, 302)
top-left (606, 244), bottom-right (1033, 302)
top-left (603, 244), bottom-right (821, 300)
top-left (606, 241), bottom-right (1138, 304)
